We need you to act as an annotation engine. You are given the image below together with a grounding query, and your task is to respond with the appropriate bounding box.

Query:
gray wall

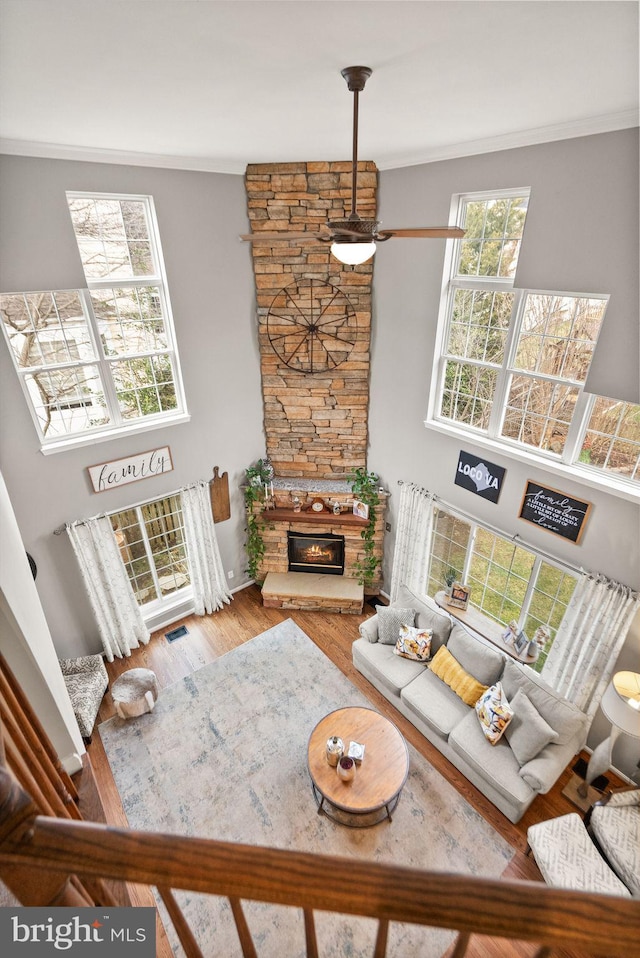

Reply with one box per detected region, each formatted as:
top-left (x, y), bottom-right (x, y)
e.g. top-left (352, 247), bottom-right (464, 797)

top-left (1, 131), bottom-right (639, 777)
top-left (0, 155), bottom-right (265, 657)
top-left (371, 129), bottom-right (640, 776)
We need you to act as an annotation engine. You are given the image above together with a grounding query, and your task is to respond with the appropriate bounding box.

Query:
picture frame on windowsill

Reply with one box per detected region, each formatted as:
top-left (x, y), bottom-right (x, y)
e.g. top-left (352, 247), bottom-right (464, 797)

top-left (448, 582), bottom-right (471, 610)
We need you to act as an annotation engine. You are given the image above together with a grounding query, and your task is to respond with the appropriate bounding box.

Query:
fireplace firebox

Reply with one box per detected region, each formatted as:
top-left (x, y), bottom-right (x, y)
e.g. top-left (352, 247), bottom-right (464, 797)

top-left (287, 531), bottom-right (345, 576)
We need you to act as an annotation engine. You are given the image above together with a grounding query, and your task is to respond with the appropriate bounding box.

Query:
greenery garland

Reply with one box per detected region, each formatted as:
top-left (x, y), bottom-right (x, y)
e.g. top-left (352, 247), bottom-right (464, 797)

top-left (348, 467), bottom-right (381, 589)
top-left (243, 459), bottom-right (272, 582)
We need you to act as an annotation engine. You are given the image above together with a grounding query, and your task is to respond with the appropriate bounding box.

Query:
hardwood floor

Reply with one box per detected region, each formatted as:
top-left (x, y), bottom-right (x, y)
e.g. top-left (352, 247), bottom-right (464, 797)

top-left (80, 584), bottom-right (619, 958)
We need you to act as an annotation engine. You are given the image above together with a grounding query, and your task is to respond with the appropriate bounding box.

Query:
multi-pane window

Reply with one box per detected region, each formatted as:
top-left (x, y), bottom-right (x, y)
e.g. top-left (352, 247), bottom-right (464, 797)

top-left (579, 397), bottom-right (640, 481)
top-left (426, 506), bottom-right (577, 671)
top-left (111, 495), bottom-right (190, 606)
top-left (0, 193), bottom-right (185, 446)
top-left (432, 189), bottom-right (640, 492)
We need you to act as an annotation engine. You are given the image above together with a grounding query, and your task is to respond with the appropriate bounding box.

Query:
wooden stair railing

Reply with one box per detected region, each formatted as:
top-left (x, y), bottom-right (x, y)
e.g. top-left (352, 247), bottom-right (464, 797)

top-left (1, 767), bottom-right (639, 958)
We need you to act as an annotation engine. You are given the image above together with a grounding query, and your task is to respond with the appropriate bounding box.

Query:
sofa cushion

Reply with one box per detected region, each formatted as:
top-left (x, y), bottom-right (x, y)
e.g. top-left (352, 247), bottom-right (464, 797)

top-left (352, 638), bottom-right (426, 696)
top-left (449, 710), bottom-right (534, 806)
top-left (395, 584), bottom-right (452, 652)
top-left (429, 646), bottom-right (488, 706)
top-left (377, 605), bottom-right (416, 644)
top-left (505, 688), bottom-right (559, 765)
top-left (400, 669), bottom-right (470, 739)
top-left (501, 659), bottom-right (587, 746)
top-left (447, 623), bottom-right (505, 687)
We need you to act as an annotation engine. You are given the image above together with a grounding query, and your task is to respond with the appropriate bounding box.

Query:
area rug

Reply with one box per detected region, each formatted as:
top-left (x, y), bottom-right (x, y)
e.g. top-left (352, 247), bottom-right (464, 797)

top-left (100, 619), bottom-right (514, 957)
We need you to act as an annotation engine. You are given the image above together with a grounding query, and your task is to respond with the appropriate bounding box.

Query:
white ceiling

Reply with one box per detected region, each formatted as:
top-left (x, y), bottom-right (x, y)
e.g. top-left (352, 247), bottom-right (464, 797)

top-left (0, 1), bottom-right (637, 173)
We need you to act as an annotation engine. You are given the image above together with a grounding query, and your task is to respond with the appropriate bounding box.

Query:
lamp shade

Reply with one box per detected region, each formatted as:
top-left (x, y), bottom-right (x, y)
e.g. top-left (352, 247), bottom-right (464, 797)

top-left (330, 241), bottom-right (376, 265)
top-left (600, 671), bottom-right (640, 737)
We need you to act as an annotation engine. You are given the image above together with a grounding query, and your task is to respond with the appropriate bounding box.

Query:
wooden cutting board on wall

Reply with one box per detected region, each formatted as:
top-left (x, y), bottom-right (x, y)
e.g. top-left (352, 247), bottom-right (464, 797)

top-left (210, 466), bottom-right (230, 522)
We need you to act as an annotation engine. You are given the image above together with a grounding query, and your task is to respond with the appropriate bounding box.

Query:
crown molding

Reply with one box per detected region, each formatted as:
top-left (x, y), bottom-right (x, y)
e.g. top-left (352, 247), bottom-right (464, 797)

top-left (375, 110), bottom-right (639, 170)
top-left (0, 140), bottom-right (244, 174)
top-left (1, 110), bottom-right (637, 174)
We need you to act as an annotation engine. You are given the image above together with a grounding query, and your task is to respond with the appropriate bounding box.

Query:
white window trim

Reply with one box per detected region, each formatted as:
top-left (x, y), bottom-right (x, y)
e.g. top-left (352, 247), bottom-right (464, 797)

top-left (40, 411), bottom-right (191, 455)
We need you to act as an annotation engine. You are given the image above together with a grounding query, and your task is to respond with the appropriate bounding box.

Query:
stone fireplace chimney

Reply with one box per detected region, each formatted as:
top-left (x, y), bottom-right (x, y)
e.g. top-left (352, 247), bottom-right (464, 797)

top-left (245, 161), bottom-right (377, 478)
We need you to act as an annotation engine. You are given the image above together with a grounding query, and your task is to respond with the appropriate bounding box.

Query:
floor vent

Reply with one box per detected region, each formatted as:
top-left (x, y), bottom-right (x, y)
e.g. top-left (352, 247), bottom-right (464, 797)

top-left (165, 625), bottom-right (188, 643)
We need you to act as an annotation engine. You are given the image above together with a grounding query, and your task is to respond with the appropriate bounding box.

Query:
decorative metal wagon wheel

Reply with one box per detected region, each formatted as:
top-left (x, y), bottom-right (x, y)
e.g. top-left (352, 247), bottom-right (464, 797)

top-left (266, 278), bottom-right (360, 374)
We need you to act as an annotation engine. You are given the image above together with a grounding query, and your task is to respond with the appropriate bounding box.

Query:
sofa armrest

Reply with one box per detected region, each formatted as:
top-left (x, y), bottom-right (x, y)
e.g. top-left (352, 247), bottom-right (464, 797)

top-left (519, 742), bottom-right (577, 794)
top-left (359, 614), bottom-right (379, 643)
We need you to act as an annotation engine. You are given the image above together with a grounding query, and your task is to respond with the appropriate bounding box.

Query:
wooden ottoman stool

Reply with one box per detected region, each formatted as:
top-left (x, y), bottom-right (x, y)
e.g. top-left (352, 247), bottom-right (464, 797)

top-left (111, 668), bottom-right (158, 720)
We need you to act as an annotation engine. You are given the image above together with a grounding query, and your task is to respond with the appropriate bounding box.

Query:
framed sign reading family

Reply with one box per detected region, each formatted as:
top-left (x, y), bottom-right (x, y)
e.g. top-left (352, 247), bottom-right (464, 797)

top-left (87, 446), bottom-right (174, 494)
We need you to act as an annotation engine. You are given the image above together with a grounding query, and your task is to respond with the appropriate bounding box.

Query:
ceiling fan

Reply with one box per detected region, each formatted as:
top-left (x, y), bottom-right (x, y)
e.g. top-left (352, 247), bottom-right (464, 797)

top-left (240, 65), bottom-right (464, 265)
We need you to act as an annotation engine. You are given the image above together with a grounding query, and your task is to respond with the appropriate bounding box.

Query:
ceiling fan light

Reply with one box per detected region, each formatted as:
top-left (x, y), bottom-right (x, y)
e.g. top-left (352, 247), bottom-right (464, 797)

top-left (330, 241), bottom-right (376, 266)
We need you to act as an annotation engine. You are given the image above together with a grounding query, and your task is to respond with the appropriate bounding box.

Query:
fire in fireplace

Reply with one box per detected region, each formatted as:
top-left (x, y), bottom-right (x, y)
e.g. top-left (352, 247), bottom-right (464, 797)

top-left (287, 531), bottom-right (345, 576)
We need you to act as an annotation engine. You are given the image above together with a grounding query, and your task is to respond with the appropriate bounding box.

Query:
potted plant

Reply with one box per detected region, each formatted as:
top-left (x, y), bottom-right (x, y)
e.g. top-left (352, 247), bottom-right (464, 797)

top-left (443, 567), bottom-right (458, 597)
top-left (243, 459), bottom-right (274, 583)
top-left (347, 467), bottom-right (381, 591)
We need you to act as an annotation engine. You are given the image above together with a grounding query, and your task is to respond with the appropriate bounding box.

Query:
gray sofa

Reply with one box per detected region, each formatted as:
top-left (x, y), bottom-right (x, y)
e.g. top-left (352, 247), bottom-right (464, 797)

top-left (353, 585), bottom-right (589, 823)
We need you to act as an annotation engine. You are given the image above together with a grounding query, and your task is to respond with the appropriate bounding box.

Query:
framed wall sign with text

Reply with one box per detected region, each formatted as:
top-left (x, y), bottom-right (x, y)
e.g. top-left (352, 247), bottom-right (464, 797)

top-left (518, 480), bottom-right (591, 544)
top-left (87, 446), bottom-right (174, 494)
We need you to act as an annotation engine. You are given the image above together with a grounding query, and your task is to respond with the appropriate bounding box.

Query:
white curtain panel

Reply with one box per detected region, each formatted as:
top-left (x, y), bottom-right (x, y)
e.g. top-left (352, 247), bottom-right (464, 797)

top-left (180, 481), bottom-right (232, 616)
top-left (542, 572), bottom-right (639, 720)
top-left (389, 482), bottom-right (436, 602)
top-left (67, 516), bottom-right (150, 662)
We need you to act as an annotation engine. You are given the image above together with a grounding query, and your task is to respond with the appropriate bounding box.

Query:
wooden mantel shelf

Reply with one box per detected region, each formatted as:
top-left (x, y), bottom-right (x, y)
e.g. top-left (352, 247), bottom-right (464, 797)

top-left (261, 507), bottom-right (368, 527)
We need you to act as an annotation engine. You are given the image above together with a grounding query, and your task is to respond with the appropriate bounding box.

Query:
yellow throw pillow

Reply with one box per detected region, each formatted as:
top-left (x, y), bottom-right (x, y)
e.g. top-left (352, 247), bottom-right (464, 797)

top-left (428, 645), bottom-right (488, 706)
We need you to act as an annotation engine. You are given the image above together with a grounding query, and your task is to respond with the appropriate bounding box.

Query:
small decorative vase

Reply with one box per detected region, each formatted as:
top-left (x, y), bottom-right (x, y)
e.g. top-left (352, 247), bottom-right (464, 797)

top-left (337, 755), bottom-right (356, 782)
top-left (333, 500), bottom-right (341, 516)
top-left (292, 496), bottom-right (301, 513)
top-left (326, 736), bottom-right (344, 767)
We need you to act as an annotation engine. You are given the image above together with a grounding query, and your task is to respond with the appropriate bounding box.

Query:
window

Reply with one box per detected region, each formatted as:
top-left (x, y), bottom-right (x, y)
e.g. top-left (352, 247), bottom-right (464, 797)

top-left (111, 495), bottom-right (190, 607)
top-left (579, 397), bottom-right (640, 482)
top-left (427, 506), bottom-right (578, 671)
top-left (0, 193), bottom-right (186, 448)
top-left (431, 189), bottom-right (640, 496)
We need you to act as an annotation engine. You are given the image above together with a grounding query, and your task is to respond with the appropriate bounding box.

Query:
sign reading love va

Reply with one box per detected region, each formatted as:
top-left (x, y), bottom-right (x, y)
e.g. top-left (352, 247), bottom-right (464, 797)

top-left (87, 446), bottom-right (173, 493)
top-left (454, 450), bottom-right (506, 503)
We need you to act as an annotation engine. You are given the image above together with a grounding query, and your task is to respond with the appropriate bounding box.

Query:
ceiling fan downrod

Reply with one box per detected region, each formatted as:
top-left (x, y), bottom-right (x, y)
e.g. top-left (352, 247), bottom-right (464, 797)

top-left (340, 66), bottom-right (372, 222)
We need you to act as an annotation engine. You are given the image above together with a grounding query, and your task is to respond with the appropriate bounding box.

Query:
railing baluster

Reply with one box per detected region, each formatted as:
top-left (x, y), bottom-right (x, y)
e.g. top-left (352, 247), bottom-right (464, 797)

top-left (532, 947), bottom-right (552, 958)
top-left (229, 896), bottom-right (258, 958)
top-left (157, 885), bottom-right (205, 958)
top-left (303, 908), bottom-right (318, 958)
top-left (373, 918), bottom-right (388, 958)
top-left (450, 931), bottom-right (471, 957)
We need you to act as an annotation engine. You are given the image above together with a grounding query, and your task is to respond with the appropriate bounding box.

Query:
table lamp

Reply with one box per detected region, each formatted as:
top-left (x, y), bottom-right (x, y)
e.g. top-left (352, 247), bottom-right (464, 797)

top-left (578, 670), bottom-right (640, 798)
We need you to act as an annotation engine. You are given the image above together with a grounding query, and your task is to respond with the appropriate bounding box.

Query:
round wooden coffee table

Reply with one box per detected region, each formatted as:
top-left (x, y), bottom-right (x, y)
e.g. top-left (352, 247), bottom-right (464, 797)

top-left (307, 706), bottom-right (409, 827)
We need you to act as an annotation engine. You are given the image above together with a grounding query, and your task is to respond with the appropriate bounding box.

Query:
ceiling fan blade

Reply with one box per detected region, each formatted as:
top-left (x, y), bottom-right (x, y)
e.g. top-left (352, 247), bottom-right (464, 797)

top-left (331, 227), bottom-right (372, 238)
top-left (239, 231), bottom-right (329, 243)
top-left (376, 227), bottom-right (465, 239)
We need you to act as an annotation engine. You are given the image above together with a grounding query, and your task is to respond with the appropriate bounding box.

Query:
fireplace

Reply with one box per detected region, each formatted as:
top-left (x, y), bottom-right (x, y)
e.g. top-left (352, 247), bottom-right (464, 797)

top-left (287, 531), bottom-right (345, 576)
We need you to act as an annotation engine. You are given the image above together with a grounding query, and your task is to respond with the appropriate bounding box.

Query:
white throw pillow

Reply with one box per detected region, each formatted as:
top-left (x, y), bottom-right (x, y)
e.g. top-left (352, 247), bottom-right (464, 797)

top-left (393, 624), bottom-right (432, 662)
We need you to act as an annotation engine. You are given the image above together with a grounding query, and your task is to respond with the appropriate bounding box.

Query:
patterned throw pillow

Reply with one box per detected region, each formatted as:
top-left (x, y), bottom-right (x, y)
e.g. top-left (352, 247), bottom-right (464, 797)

top-left (394, 624), bottom-right (432, 662)
top-left (377, 605), bottom-right (416, 644)
top-left (428, 646), bottom-right (488, 706)
top-left (475, 682), bottom-right (514, 745)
